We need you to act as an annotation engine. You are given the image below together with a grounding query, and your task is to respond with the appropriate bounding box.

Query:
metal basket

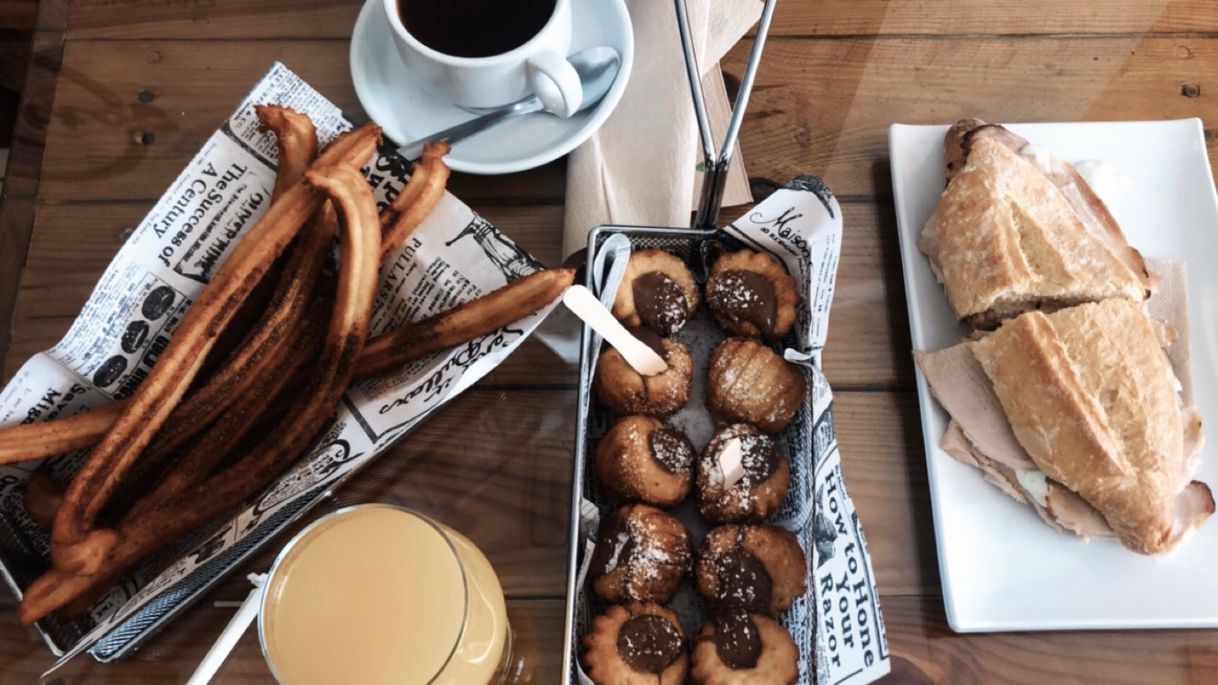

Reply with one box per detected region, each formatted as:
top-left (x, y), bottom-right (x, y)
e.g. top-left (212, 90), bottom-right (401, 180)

top-left (561, 0), bottom-right (781, 679)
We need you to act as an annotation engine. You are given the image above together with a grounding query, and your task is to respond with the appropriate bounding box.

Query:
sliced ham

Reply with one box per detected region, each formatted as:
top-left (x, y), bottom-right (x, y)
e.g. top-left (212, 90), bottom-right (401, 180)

top-left (915, 345), bottom-right (1035, 471)
top-left (940, 421), bottom-right (1068, 535)
top-left (919, 341), bottom-right (1210, 551)
top-left (1044, 483), bottom-right (1113, 539)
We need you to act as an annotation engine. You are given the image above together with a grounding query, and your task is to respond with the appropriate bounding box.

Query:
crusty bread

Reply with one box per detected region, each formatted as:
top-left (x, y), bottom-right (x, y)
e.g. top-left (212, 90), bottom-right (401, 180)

top-left (920, 136), bottom-right (1147, 327)
top-left (969, 299), bottom-right (1198, 554)
top-left (942, 118), bottom-right (1030, 184)
top-left (941, 118), bottom-right (1153, 294)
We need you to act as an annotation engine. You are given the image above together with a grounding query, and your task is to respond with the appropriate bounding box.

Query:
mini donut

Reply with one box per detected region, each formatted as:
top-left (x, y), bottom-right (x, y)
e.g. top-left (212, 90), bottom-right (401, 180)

top-left (697, 424), bottom-right (791, 523)
top-left (590, 504), bottom-right (692, 604)
top-left (707, 338), bottom-right (806, 433)
top-left (612, 248), bottom-right (700, 336)
top-left (596, 416), bottom-right (696, 507)
top-left (696, 524), bottom-right (807, 616)
top-left (582, 602), bottom-right (689, 685)
top-left (690, 607), bottom-right (798, 684)
top-left (705, 249), bottom-right (798, 340)
top-left (595, 329), bottom-right (693, 417)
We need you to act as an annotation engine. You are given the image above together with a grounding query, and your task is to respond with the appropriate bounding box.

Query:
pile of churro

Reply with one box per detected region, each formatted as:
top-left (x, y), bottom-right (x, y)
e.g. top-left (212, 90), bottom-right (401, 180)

top-left (1, 106), bottom-right (573, 625)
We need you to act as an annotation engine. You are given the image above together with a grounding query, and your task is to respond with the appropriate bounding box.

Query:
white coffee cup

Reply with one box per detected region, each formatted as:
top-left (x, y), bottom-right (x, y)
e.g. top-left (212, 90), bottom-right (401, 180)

top-left (381, 0), bottom-right (583, 118)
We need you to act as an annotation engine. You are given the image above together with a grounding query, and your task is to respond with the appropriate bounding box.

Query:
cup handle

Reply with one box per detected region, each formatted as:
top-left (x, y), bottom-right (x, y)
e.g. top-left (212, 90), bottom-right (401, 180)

top-left (526, 51), bottom-right (583, 118)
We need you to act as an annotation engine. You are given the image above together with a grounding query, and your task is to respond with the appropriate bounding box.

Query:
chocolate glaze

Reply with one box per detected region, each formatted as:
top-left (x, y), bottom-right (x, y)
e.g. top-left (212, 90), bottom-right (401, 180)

top-left (633, 271), bottom-right (689, 336)
top-left (713, 606), bottom-right (762, 669)
top-left (589, 513), bottom-right (634, 577)
top-left (737, 433), bottom-right (779, 485)
top-left (709, 270), bottom-right (778, 336)
top-left (649, 428), bottom-right (695, 474)
top-left (713, 548), bottom-right (773, 614)
top-left (617, 614), bottom-right (684, 674)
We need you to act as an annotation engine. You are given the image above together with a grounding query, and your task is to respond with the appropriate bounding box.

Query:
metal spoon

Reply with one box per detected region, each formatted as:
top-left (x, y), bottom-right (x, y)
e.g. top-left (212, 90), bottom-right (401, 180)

top-left (397, 46), bottom-right (621, 160)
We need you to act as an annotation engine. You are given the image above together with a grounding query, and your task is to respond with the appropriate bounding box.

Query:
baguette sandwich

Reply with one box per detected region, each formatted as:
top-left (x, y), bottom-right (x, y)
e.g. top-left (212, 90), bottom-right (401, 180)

top-left (916, 299), bottom-right (1211, 554)
top-left (920, 119), bottom-right (1153, 328)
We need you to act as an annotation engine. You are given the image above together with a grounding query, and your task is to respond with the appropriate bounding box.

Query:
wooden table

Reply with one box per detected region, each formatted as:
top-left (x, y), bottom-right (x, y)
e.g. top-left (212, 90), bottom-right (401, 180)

top-left (1, 1), bottom-right (1217, 682)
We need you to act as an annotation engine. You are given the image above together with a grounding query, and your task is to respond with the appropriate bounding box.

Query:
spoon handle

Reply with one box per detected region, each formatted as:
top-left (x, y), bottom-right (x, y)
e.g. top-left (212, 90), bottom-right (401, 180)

top-left (396, 99), bottom-right (545, 160)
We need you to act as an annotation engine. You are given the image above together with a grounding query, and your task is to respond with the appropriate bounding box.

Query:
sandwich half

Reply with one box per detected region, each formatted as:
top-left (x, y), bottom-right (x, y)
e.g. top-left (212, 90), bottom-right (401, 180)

top-left (919, 120), bottom-right (1152, 328)
top-left (915, 298), bottom-right (1210, 554)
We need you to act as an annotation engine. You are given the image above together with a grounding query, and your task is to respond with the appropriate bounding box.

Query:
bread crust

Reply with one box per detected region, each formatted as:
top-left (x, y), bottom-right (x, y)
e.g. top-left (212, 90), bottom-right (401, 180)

top-left (942, 118), bottom-right (1152, 293)
top-left (970, 300), bottom-right (1189, 553)
top-left (922, 136), bottom-right (1146, 325)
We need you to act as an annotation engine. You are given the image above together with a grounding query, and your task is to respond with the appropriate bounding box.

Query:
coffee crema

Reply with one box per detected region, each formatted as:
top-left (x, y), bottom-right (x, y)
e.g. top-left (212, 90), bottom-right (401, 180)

top-left (398, 0), bottom-right (557, 58)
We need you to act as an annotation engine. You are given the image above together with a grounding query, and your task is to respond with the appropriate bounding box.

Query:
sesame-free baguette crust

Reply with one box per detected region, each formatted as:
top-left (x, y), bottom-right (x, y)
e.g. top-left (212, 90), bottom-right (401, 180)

top-left (941, 118), bottom-right (1153, 292)
top-left (970, 300), bottom-right (1192, 554)
top-left (921, 137), bottom-right (1145, 326)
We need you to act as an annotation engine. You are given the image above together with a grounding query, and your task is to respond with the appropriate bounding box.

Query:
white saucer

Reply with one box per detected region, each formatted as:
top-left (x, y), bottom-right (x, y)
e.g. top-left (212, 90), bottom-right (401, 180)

top-left (350, 0), bottom-right (633, 175)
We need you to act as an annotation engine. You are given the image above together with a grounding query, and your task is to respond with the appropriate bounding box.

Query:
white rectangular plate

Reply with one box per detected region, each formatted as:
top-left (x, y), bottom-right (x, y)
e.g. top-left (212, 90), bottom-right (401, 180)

top-left (890, 119), bottom-right (1218, 632)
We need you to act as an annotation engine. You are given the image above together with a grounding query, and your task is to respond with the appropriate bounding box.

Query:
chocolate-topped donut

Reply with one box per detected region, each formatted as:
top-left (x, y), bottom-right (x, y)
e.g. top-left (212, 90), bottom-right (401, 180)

top-left (696, 524), bottom-right (807, 616)
top-left (705, 249), bottom-right (798, 340)
top-left (596, 416), bottom-right (696, 507)
top-left (690, 608), bottom-right (798, 684)
top-left (595, 333), bottom-right (693, 417)
top-left (707, 271), bottom-right (777, 337)
top-left (590, 504), bottom-right (691, 604)
top-left (582, 602), bottom-right (689, 685)
top-left (697, 424), bottom-right (791, 523)
top-left (613, 248), bottom-right (700, 336)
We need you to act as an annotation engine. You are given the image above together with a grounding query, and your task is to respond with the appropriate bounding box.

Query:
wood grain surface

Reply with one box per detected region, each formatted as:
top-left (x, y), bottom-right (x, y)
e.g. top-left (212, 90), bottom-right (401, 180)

top-left (0, 0), bottom-right (1215, 683)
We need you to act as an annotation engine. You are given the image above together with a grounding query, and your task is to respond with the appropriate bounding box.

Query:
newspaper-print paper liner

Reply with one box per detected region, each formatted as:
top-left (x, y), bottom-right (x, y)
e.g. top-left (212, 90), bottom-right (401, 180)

top-left (569, 179), bottom-right (890, 684)
top-left (0, 63), bottom-right (561, 666)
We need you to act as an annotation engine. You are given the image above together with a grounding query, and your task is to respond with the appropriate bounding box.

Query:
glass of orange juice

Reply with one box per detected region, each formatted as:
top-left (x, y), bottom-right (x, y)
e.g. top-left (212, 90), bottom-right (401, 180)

top-left (258, 504), bottom-right (513, 684)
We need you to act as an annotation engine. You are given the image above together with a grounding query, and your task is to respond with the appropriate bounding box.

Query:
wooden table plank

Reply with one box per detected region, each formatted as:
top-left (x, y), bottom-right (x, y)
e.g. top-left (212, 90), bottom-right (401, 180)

top-left (14, 591), bottom-right (1218, 684)
top-left (836, 391), bottom-right (938, 597)
top-left (60, 0), bottom-right (1218, 40)
top-left (776, 0), bottom-right (1218, 38)
top-left (0, 0), bottom-right (68, 377)
top-left (0, 385), bottom-right (938, 614)
top-left (726, 35), bottom-right (1218, 200)
top-left (37, 39), bottom-right (566, 203)
top-left (41, 34), bottom-right (1218, 206)
top-left (879, 595), bottom-right (1218, 684)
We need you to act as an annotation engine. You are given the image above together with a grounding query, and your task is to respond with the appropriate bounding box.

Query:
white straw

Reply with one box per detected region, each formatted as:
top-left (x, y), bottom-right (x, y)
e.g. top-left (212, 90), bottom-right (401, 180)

top-left (186, 573), bottom-right (267, 685)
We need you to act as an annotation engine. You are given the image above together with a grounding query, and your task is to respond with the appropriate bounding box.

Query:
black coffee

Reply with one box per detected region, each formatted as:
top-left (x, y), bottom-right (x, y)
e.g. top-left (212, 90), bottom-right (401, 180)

top-left (399, 0), bottom-right (557, 59)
